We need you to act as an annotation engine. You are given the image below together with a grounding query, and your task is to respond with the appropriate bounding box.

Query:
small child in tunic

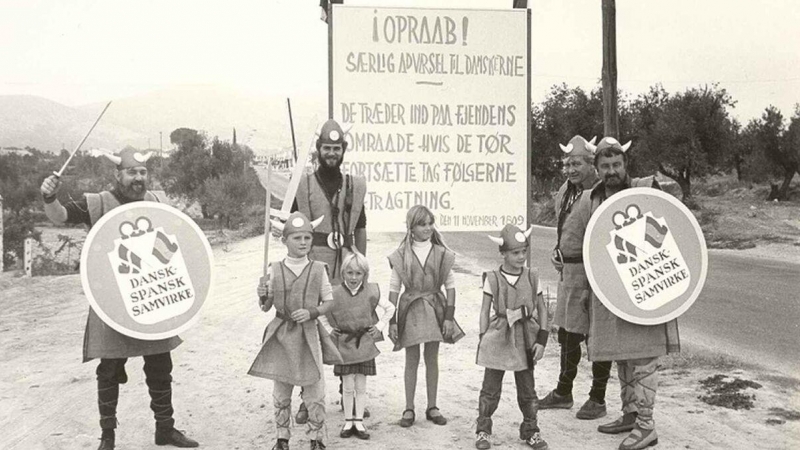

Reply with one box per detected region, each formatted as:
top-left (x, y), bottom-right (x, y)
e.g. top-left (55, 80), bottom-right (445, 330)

top-left (248, 212), bottom-right (343, 450)
top-left (387, 205), bottom-right (465, 428)
top-left (327, 252), bottom-right (395, 440)
top-left (474, 224), bottom-right (550, 450)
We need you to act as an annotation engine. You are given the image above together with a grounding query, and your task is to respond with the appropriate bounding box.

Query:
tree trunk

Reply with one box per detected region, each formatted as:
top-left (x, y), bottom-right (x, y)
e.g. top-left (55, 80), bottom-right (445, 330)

top-left (772, 166), bottom-right (798, 201)
top-left (734, 155), bottom-right (743, 181)
top-left (602, 0), bottom-right (619, 139)
top-left (658, 163), bottom-right (692, 202)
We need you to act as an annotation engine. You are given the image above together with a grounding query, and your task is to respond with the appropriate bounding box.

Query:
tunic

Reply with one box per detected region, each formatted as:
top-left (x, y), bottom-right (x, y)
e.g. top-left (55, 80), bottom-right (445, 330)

top-left (387, 245), bottom-right (465, 351)
top-left (476, 268), bottom-right (541, 372)
top-left (576, 176), bottom-right (681, 361)
top-left (248, 260), bottom-right (343, 386)
top-left (327, 283), bottom-right (382, 365)
top-left (296, 171), bottom-right (367, 284)
top-left (78, 190), bottom-right (182, 362)
top-left (553, 179), bottom-right (597, 334)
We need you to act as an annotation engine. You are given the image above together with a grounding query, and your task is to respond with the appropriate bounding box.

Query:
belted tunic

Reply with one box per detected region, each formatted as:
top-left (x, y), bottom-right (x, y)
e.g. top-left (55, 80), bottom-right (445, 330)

top-left (296, 171), bottom-right (366, 284)
top-left (576, 176), bottom-right (681, 361)
top-left (553, 177), bottom-right (597, 335)
top-left (476, 268), bottom-right (541, 372)
top-left (327, 283), bottom-right (382, 364)
top-left (82, 190), bottom-right (182, 362)
top-left (248, 260), bottom-right (343, 386)
top-left (387, 245), bottom-right (464, 351)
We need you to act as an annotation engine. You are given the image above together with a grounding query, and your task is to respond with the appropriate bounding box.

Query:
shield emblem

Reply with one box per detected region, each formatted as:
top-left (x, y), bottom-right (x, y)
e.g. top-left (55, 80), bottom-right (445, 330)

top-left (108, 216), bottom-right (196, 324)
top-left (604, 206), bottom-right (690, 311)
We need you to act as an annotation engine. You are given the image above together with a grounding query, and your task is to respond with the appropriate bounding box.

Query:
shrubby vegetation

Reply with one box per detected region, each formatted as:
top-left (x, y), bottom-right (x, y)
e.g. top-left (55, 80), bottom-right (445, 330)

top-left (2, 83), bottom-right (799, 271)
top-left (0, 133), bottom-right (266, 271)
top-left (531, 83), bottom-right (800, 202)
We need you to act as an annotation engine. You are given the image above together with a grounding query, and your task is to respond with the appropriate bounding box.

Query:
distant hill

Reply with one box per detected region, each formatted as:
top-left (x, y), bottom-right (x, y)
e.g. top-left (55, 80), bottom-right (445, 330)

top-left (0, 88), bottom-right (327, 154)
top-left (0, 95), bottom-right (146, 152)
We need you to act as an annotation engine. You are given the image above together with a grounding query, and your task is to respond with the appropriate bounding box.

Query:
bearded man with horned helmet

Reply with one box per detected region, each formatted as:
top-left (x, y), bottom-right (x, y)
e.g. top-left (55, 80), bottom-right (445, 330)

top-left (539, 135), bottom-right (614, 421)
top-left (293, 119), bottom-right (367, 286)
top-left (573, 137), bottom-right (680, 450)
top-left (40, 148), bottom-right (199, 450)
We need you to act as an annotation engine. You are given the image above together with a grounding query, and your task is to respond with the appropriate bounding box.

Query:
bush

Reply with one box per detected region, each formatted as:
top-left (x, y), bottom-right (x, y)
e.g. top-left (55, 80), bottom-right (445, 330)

top-left (533, 197), bottom-right (557, 227)
top-left (2, 211), bottom-right (41, 270)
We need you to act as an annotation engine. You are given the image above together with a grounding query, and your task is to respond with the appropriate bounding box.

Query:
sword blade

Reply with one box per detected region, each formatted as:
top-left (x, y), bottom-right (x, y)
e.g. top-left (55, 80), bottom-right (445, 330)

top-left (280, 135), bottom-right (313, 214)
top-left (54, 101), bottom-right (112, 177)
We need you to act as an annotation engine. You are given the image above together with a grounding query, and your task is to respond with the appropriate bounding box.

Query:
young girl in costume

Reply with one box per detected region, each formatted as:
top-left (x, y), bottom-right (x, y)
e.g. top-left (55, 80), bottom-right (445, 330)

top-left (387, 205), bottom-right (465, 428)
top-left (474, 224), bottom-right (550, 450)
top-left (327, 252), bottom-right (395, 440)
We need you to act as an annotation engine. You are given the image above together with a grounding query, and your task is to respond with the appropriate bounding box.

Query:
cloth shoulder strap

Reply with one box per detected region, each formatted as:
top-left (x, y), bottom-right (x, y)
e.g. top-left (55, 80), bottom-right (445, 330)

top-left (85, 191), bottom-right (120, 225)
top-left (295, 172), bottom-right (313, 217)
top-left (482, 269), bottom-right (506, 314)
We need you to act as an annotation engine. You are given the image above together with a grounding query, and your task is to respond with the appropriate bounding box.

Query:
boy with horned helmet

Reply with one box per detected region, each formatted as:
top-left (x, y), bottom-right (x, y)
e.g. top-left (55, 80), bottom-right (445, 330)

top-left (474, 224), bottom-right (550, 450)
top-left (250, 211), bottom-right (343, 450)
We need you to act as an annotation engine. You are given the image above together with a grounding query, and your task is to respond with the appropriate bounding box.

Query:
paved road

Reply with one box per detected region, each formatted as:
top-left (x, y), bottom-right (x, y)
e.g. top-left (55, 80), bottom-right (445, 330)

top-left (444, 227), bottom-right (800, 377)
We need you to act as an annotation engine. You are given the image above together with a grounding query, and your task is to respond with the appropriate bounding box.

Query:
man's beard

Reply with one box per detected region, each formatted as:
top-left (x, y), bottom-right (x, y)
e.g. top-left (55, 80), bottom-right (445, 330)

top-left (319, 154), bottom-right (343, 171)
top-left (604, 173), bottom-right (623, 186)
top-left (119, 180), bottom-right (147, 199)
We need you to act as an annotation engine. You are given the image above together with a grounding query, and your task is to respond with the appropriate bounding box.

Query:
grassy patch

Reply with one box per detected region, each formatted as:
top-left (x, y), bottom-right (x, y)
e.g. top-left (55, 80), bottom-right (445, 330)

top-left (768, 407), bottom-right (800, 421)
top-left (661, 347), bottom-right (743, 372)
top-left (760, 373), bottom-right (800, 391)
top-left (697, 374), bottom-right (762, 410)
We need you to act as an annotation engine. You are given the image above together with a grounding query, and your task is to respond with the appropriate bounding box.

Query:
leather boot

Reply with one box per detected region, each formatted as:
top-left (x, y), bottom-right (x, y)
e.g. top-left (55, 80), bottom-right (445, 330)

top-left (97, 430), bottom-right (115, 450)
top-left (155, 427), bottom-right (199, 447)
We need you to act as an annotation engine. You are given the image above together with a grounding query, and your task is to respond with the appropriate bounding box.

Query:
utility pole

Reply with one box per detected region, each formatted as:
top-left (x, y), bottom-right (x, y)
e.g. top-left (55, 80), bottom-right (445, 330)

top-left (0, 194), bottom-right (4, 272)
top-left (602, 0), bottom-right (619, 139)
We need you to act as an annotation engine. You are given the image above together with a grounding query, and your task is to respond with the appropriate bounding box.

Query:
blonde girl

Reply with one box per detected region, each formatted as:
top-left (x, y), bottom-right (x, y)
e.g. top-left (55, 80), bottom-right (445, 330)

top-left (387, 205), bottom-right (464, 428)
top-left (327, 252), bottom-right (395, 440)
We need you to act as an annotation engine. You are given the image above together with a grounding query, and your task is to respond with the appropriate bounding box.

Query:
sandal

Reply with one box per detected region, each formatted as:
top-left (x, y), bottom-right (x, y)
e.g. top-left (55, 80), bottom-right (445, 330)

top-left (426, 406), bottom-right (448, 425)
top-left (399, 409), bottom-right (415, 428)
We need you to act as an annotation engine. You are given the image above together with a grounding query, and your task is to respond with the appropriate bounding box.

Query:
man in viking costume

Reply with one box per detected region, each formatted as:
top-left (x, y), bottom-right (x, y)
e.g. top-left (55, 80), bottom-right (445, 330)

top-left (294, 118), bottom-right (367, 285)
top-left (539, 135), bottom-right (613, 420)
top-left (292, 118), bottom-right (368, 423)
top-left (574, 137), bottom-right (680, 450)
top-left (40, 148), bottom-right (198, 450)
top-left (250, 211), bottom-right (342, 450)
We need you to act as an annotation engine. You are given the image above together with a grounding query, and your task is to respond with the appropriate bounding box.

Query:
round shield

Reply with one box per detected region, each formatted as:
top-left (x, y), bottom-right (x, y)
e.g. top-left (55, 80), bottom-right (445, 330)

top-left (80, 202), bottom-right (213, 340)
top-left (583, 188), bottom-right (707, 325)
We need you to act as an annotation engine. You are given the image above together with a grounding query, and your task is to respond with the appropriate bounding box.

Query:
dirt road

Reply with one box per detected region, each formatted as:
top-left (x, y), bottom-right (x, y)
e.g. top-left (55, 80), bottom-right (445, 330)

top-left (1, 233), bottom-right (798, 449)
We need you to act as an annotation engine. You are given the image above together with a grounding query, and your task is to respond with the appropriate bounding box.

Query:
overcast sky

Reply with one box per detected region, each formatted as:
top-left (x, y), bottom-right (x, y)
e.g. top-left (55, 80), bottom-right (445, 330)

top-left (1, 0), bottom-right (798, 123)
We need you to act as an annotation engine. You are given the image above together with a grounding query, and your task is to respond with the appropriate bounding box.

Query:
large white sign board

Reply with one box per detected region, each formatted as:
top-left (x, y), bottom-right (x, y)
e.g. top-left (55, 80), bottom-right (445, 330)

top-left (331, 6), bottom-right (530, 231)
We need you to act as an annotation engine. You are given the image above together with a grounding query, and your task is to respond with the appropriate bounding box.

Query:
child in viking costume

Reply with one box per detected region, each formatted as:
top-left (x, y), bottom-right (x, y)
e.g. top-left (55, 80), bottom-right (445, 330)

top-left (326, 252), bottom-right (395, 440)
top-left (474, 224), bottom-right (550, 450)
top-left (387, 205), bottom-right (465, 428)
top-left (249, 212), bottom-right (343, 450)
